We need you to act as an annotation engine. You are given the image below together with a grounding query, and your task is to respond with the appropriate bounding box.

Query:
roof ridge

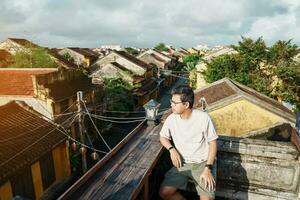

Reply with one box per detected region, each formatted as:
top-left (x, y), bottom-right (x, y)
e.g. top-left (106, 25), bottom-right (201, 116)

top-left (114, 50), bottom-right (152, 70)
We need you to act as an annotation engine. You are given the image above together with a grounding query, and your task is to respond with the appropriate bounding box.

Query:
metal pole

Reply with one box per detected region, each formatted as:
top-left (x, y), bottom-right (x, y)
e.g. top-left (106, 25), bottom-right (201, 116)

top-left (77, 91), bottom-right (87, 173)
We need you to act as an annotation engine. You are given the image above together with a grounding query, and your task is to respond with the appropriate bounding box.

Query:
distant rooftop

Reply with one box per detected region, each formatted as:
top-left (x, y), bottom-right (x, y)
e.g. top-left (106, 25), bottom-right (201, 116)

top-left (0, 68), bottom-right (57, 96)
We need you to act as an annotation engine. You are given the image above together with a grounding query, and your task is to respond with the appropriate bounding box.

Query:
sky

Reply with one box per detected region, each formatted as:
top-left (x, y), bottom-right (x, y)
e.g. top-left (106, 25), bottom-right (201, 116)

top-left (1, 0), bottom-right (300, 48)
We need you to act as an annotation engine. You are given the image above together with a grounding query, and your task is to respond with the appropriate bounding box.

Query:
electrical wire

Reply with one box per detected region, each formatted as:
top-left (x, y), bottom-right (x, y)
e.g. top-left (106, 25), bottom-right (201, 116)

top-left (48, 114), bottom-right (108, 154)
top-left (0, 114), bottom-right (77, 167)
top-left (57, 101), bottom-right (77, 115)
top-left (83, 113), bottom-right (146, 120)
top-left (0, 113), bottom-right (77, 143)
top-left (82, 100), bottom-right (112, 151)
top-left (88, 113), bottom-right (146, 123)
top-left (167, 73), bottom-right (189, 80)
top-left (159, 69), bottom-right (189, 74)
top-left (103, 110), bottom-right (146, 114)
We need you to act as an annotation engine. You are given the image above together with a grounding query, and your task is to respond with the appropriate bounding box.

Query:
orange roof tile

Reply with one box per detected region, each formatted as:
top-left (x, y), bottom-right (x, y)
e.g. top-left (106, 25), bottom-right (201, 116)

top-left (0, 101), bottom-right (66, 184)
top-left (0, 69), bottom-right (57, 96)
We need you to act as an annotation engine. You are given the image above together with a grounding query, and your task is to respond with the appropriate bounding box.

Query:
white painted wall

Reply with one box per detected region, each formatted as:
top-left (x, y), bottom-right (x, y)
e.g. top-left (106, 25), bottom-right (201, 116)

top-left (0, 96), bottom-right (53, 119)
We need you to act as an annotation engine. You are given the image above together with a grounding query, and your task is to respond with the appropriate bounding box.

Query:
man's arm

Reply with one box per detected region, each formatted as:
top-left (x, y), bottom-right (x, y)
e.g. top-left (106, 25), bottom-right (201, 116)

top-left (160, 136), bottom-right (182, 168)
top-left (159, 136), bottom-right (173, 150)
top-left (200, 139), bottom-right (218, 191)
top-left (207, 139), bottom-right (217, 165)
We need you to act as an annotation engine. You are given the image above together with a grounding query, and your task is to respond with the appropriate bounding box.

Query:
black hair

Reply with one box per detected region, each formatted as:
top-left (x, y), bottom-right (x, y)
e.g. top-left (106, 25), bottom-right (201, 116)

top-left (171, 85), bottom-right (194, 109)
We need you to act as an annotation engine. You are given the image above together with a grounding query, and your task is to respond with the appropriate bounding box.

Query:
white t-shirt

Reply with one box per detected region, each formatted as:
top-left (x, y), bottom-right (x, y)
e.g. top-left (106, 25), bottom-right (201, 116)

top-left (160, 109), bottom-right (218, 163)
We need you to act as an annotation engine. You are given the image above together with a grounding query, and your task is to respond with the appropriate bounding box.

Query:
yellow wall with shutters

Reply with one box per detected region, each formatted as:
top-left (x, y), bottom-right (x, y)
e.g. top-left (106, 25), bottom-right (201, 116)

top-left (0, 181), bottom-right (13, 200)
top-left (52, 143), bottom-right (71, 181)
top-left (209, 99), bottom-right (286, 136)
top-left (31, 162), bottom-right (43, 199)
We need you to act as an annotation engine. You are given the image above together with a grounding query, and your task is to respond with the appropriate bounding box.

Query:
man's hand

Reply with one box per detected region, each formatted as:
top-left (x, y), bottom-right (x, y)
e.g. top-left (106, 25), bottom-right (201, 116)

top-left (169, 148), bottom-right (182, 168)
top-left (200, 168), bottom-right (216, 192)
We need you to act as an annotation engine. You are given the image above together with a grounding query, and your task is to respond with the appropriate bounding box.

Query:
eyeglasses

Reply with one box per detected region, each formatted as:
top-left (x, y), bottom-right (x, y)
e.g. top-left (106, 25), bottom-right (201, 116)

top-left (170, 100), bottom-right (186, 105)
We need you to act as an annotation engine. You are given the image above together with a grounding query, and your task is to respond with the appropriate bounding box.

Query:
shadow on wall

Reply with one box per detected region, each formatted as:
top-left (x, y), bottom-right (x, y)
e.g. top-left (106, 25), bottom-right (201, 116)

top-left (216, 140), bottom-right (249, 200)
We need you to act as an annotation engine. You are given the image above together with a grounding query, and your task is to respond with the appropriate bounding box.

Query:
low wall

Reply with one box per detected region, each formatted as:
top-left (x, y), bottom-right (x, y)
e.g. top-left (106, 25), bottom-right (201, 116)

top-left (216, 136), bottom-right (300, 200)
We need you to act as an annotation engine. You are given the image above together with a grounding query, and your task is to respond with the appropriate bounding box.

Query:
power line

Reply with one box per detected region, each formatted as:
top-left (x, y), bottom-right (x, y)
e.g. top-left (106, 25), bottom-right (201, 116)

top-left (88, 113), bottom-right (146, 123)
top-left (103, 110), bottom-right (146, 114)
top-left (59, 128), bottom-right (108, 155)
top-left (34, 96), bottom-right (77, 117)
top-left (160, 69), bottom-right (189, 74)
top-left (83, 113), bottom-right (146, 120)
top-left (82, 100), bottom-right (112, 151)
top-left (0, 113), bottom-right (77, 143)
top-left (48, 113), bottom-right (108, 154)
top-left (167, 73), bottom-right (189, 80)
top-left (0, 115), bottom-right (76, 167)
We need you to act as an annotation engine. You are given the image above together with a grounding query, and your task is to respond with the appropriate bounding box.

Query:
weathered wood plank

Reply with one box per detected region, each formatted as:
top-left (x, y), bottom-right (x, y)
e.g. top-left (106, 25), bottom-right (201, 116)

top-left (60, 123), bottom-right (163, 200)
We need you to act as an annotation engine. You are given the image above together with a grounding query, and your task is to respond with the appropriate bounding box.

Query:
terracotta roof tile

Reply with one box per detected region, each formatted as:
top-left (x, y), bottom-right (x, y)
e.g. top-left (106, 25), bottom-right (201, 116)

top-left (0, 101), bottom-right (66, 184)
top-left (115, 51), bottom-right (153, 70)
top-left (194, 81), bottom-right (236, 107)
top-left (0, 69), bottom-right (57, 96)
top-left (194, 78), bottom-right (295, 116)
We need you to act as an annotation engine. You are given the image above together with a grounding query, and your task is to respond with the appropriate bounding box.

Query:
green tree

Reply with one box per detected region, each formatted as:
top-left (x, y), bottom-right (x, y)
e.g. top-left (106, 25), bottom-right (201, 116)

top-left (273, 63), bottom-right (300, 107)
top-left (267, 40), bottom-right (298, 66)
top-left (204, 36), bottom-right (300, 109)
top-left (124, 47), bottom-right (139, 56)
top-left (8, 45), bottom-right (57, 68)
top-left (183, 54), bottom-right (203, 89)
top-left (154, 43), bottom-right (169, 52)
top-left (183, 53), bottom-right (202, 66)
top-left (63, 52), bottom-right (75, 63)
top-left (103, 78), bottom-right (134, 111)
top-left (231, 36), bottom-right (267, 71)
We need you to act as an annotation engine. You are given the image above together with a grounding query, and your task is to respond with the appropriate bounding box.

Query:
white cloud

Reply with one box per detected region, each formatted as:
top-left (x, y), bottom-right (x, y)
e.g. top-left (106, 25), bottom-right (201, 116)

top-left (0, 0), bottom-right (299, 47)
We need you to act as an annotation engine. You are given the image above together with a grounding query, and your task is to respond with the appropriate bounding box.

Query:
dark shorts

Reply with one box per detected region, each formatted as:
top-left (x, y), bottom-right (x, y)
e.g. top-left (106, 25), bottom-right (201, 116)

top-left (161, 162), bottom-right (216, 198)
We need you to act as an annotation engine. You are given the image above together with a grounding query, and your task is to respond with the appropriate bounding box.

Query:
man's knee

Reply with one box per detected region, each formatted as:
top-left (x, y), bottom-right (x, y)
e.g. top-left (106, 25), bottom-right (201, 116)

top-left (159, 186), bottom-right (177, 199)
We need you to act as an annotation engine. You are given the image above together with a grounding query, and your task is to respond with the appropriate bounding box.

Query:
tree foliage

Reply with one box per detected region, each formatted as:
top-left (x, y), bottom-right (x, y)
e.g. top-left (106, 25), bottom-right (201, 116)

top-left (124, 47), bottom-right (139, 56)
top-left (103, 78), bottom-right (134, 111)
top-left (183, 54), bottom-right (203, 89)
top-left (154, 43), bottom-right (169, 52)
top-left (204, 36), bottom-right (300, 109)
top-left (8, 45), bottom-right (57, 68)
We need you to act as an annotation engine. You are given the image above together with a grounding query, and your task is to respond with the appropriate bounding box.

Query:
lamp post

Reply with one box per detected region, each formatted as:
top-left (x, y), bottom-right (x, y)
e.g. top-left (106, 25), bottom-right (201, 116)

top-left (143, 99), bottom-right (161, 125)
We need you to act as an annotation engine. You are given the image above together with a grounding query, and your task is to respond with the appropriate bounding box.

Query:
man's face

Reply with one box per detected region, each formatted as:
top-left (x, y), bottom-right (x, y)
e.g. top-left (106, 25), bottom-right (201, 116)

top-left (170, 94), bottom-right (189, 114)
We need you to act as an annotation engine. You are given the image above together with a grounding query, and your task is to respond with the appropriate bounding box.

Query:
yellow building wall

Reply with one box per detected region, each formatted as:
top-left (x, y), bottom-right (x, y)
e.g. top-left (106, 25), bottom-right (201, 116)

top-left (187, 48), bottom-right (198, 54)
top-left (0, 181), bottom-right (13, 200)
top-left (145, 70), bottom-right (152, 79)
top-left (31, 162), bottom-right (43, 199)
top-left (54, 102), bottom-right (61, 115)
top-left (138, 94), bottom-right (150, 106)
top-left (52, 143), bottom-right (71, 181)
top-left (209, 99), bottom-right (285, 136)
top-left (84, 57), bottom-right (90, 66)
